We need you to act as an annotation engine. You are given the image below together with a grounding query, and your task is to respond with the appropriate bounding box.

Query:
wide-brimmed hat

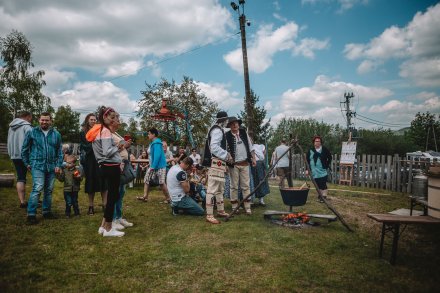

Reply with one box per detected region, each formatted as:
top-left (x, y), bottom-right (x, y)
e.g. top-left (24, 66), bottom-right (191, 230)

top-left (227, 116), bottom-right (242, 128)
top-left (216, 111), bottom-right (230, 123)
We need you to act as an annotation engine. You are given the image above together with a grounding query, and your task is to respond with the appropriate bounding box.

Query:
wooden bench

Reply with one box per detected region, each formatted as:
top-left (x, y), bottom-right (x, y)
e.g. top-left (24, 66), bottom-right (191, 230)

top-left (367, 213), bottom-right (440, 265)
top-left (0, 174), bottom-right (15, 187)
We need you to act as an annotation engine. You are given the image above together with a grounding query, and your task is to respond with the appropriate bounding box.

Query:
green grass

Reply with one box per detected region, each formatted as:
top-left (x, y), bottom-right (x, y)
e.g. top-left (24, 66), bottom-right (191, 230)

top-left (0, 154), bottom-right (439, 292)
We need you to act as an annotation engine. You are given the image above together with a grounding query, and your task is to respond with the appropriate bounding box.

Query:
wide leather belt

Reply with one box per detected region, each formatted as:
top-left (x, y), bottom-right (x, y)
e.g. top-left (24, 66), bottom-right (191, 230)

top-left (235, 161), bottom-right (249, 166)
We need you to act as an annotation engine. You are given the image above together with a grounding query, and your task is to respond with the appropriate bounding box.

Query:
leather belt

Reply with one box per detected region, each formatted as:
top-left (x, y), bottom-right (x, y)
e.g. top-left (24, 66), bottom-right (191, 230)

top-left (235, 161), bottom-right (249, 166)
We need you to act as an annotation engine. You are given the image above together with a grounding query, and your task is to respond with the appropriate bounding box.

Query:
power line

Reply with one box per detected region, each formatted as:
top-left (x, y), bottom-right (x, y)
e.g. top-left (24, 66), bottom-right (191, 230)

top-left (355, 116), bottom-right (409, 129)
top-left (356, 113), bottom-right (409, 127)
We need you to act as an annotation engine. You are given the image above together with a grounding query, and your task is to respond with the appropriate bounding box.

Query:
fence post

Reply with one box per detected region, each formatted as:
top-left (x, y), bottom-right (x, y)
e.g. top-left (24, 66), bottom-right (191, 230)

top-left (407, 158), bottom-right (413, 194)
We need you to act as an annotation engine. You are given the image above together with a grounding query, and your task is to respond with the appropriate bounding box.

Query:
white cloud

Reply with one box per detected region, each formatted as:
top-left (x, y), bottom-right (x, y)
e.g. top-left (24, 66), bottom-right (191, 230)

top-left (0, 0), bottom-right (233, 75)
top-left (195, 81), bottom-right (242, 111)
top-left (50, 81), bottom-right (137, 114)
top-left (270, 75), bottom-right (393, 125)
top-left (40, 69), bottom-right (76, 93)
top-left (344, 3), bottom-right (440, 87)
top-left (293, 38), bottom-right (330, 59)
top-left (104, 60), bottom-right (144, 78)
top-left (301, 0), bottom-right (368, 13)
top-left (224, 22), bottom-right (328, 73)
top-left (264, 101), bottom-right (273, 111)
top-left (365, 95), bottom-right (440, 126)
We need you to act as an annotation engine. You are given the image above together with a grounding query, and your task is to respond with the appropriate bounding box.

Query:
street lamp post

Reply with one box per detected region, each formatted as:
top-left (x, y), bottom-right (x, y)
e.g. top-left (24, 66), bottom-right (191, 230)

top-left (231, 0), bottom-right (254, 140)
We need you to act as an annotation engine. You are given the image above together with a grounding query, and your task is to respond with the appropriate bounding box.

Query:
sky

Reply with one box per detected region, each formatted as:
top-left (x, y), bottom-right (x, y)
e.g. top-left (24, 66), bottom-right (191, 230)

top-left (1, 0), bottom-right (439, 131)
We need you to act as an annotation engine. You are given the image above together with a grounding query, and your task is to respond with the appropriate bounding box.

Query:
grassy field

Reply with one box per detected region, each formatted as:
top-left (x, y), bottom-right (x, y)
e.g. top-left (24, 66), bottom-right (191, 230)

top-left (0, 154), bottom-right (439, 292)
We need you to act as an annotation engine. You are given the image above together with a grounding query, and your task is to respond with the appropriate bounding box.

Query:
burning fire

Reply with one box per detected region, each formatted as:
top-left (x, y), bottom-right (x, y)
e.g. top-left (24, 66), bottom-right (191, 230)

top-left (281, 213), bottom-right (310, 224)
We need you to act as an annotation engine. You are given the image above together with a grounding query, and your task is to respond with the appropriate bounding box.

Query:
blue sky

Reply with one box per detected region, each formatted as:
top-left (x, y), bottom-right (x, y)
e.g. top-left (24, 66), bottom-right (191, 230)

top-left (1, 0), bottom-right (439, 131)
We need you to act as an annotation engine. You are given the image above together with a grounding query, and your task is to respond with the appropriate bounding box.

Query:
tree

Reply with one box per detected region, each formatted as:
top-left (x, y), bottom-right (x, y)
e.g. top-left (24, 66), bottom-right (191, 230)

top-left (0, 30), bottom-right (52, 119)
top-left (408, 112), bottom-right (440, 151)
top-left (137, 76), bottom-right (219, 147)
top-left (53, 105), bottom-right (80, 143)
top-left (238, 89), bottom-right (270, 144)
top-left (268, 117), bottom-right (345, 156)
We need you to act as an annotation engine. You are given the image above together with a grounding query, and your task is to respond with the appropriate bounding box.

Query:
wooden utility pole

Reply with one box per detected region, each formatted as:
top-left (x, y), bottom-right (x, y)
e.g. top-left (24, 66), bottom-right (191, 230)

top-left (232, 0), bottom-right (254, 140)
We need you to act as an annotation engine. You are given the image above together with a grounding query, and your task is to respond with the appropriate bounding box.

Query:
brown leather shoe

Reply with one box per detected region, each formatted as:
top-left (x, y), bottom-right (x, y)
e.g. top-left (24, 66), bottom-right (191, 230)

top-left (217, 211), bottom-right (230, 218)
top-left (206, 215), bottom-right (221, 224)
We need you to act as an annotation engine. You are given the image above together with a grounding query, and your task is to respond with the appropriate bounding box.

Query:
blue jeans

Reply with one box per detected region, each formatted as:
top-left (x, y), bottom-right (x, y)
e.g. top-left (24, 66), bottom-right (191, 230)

top-left (27, 169), bottom-right (56, 216)
top-left (113, 184), bottom-right (126, 220)
top-left (64, 191), bottom-right (80, 216)
top-left (172, 196), bottom-right (204, 216)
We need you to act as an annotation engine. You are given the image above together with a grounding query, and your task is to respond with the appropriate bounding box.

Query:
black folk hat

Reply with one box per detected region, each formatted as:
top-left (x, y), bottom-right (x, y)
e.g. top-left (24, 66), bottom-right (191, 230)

top-left (226, 116), bottom-right (242, 128)
top-left (216, 111), bottom-right (229, 123)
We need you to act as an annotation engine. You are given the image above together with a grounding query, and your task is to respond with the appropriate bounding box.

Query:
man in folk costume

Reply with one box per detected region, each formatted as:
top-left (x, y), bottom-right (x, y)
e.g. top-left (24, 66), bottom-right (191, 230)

top-left (225, 117), bottom-right (256, 215)
top-left (202, 111), bottom-right (234, 224)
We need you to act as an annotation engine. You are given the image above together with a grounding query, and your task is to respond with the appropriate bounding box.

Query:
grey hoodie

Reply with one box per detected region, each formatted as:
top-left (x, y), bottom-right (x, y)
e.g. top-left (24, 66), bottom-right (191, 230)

top-left (7, 118), bottom-right (32, 159)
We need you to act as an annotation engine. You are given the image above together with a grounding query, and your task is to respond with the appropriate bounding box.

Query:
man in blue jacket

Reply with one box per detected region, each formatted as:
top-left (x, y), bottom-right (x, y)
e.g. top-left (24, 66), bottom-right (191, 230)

top-left (21, 112), bottom-right (63, 224)
top-left (7, 111), bottom-right (33, 208)
top-left (137, 128), bottom-right (170, 203)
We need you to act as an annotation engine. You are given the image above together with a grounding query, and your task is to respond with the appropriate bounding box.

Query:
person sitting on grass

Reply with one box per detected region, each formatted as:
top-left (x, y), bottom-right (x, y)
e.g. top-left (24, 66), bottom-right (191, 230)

top-left (57, 155), bottom-right (82, 218)
top-left (167, 157), bottom-right (204, 216)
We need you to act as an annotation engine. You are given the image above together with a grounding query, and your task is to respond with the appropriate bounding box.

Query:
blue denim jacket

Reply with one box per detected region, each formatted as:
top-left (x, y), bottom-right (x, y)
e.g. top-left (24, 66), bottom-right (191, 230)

top-left (21, 127), bottom-right (63, 172)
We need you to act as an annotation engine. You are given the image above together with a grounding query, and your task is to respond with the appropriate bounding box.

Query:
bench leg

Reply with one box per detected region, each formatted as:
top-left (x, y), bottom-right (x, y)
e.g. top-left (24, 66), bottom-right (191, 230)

top-left (379, 223), bottom-right (386, 257)
top-left (390, 223), bottom-right (400, 265)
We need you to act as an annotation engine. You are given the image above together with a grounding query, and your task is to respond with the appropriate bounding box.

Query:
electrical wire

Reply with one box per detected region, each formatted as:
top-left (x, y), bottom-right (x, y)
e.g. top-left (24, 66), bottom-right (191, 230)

top-left (356, 113), bottom-right (409, 127)
top-left (355, 116), bottom-right (409, 128)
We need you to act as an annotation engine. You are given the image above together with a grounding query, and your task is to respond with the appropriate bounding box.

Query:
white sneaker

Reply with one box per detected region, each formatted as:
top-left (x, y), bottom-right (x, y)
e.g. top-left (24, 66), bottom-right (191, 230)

top-left (112, 220), bottom-right (125, 230)
top-left (103, 228), bottom-right (125, 237)
top-left (98, 227), bottom-right (105, 235)
top-left (119, 218), bottom-right (133, 227)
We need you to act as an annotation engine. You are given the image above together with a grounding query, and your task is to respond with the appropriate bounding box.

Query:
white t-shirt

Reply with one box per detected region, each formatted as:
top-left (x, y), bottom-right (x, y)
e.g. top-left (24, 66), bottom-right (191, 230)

top-left (166, 165), bottom-right (187, 202)
top-left (189, 153), bottom-right (201, 165)
top-left (274, 144), bottom-right (290, 168)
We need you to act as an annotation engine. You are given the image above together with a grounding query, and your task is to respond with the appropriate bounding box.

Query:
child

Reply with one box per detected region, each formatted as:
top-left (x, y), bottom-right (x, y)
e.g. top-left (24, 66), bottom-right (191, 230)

top-left (57, 155), bottom-right (82, 217)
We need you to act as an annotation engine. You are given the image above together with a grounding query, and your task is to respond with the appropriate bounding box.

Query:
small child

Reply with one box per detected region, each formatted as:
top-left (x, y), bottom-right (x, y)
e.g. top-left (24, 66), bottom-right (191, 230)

top-left (57, 155), bottom-right (82, 217)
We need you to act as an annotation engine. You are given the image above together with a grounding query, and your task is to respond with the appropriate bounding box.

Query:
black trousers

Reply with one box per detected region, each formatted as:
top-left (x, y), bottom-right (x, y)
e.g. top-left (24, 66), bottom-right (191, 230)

top-left (100, 165), bottom-right (121, 222)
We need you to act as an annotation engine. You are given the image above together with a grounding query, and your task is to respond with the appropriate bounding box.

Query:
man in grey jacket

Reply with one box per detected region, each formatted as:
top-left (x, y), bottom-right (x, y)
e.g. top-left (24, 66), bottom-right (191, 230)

top-left (7, 111), bottom-right (33, 208)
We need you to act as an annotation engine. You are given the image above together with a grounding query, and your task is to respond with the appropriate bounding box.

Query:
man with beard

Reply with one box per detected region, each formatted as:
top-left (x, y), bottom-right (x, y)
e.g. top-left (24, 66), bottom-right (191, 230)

top-left (21, 112), bottom-right (63, 224)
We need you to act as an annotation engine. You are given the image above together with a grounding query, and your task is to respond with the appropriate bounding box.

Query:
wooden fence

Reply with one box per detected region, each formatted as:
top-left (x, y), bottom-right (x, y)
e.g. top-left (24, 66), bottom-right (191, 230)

top-left (291, 153), bottom-right (436, 193)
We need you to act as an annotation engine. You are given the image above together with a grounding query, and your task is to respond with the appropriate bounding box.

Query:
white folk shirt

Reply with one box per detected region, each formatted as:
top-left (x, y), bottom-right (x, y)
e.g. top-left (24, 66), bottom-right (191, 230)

top-left (209, 127), bottom-right (228, 161)
top-left (189, 153), bottom-right (201, 165)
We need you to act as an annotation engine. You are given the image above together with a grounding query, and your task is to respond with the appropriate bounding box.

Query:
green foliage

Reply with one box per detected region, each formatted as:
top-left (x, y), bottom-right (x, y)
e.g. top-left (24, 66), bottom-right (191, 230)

top-left (0, 30), bottom-right (52, 119)
top-left (268, 117), bottom-right (345, 155)
top-left (53, 105), bottom-right (80, 143)
top-left (408, 112), bottom-right (440, 151)
top-left (356, 128), bottom-right (417, 155)
top-left (238, 89), bottom-right (270, 144)
top-left (137, 76), bottom-right (219, 147)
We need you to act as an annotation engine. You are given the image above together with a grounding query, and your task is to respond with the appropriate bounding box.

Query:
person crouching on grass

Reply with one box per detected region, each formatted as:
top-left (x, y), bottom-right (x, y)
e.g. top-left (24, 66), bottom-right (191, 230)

top-left (86, 107), bottom-right (125, 237)
top-left (57, 155), bottom-right (82, 217)
top-left (167, 157), bottom-right (204, 216)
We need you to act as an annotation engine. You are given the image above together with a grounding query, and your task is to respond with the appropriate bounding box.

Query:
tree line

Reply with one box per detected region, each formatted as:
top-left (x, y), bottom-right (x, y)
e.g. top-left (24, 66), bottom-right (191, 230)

top-left (1, 30), bottom-right (439, 157)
